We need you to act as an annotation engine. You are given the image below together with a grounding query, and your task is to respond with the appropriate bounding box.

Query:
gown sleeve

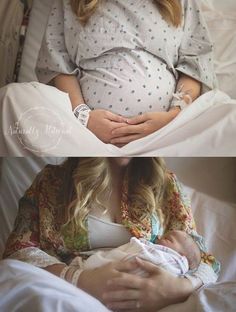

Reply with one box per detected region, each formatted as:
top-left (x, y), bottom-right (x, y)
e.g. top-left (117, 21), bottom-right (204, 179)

top-left (175, 0), bottom-right (217, 92)
top-left (35, 0), bottom-right (80, 84)
top-left (163, 172), bottom-right (221, 285)
top-left (3, 167), bottom-right (63, 268)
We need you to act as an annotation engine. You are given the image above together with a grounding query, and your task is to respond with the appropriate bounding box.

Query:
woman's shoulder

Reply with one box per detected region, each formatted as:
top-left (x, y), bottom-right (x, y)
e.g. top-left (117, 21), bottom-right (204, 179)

top-left (24, 163), bottom-right (66, 197)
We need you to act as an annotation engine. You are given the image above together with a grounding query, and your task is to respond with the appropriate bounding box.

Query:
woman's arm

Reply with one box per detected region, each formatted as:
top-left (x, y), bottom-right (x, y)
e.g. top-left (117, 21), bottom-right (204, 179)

top-left (170, 73), bottom-right (201, 108)
top-left (51, 74), bottom-right (85, 110)
top-left (3, 168), bottom-right (65, 268)
top-left (51, 73), bottom-right (128, 143)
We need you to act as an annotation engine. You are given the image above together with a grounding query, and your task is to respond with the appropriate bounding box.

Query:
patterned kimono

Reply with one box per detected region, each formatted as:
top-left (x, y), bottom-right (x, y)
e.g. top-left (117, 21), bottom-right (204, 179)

top-left (3, 163), bottom-right (220, 284)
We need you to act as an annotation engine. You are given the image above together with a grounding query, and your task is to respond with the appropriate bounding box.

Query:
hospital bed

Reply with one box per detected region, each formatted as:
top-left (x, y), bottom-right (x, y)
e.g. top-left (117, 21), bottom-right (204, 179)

top-left (0, 157), bottom-right (235, 311)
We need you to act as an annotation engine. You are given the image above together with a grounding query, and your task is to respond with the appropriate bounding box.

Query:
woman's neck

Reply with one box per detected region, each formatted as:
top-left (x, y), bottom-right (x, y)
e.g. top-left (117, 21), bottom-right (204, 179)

top-left (109, 159), bottom-right (128, 189)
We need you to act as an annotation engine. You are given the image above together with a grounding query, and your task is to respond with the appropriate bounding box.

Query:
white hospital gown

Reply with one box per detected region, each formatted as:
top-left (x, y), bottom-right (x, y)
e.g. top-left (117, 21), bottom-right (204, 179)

top-left (36, 0), bottom-right (216, 117)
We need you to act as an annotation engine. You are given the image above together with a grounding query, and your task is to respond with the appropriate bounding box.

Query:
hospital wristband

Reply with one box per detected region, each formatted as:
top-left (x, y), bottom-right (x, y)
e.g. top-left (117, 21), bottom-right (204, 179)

top-left (71, 268), bottom-right (84, 286)
top-left (171, 99), bottom-right (189, 111)
top-left (60, 266), bottom-right (83, 287)
top-left (60, 265), bottom-right (70, 280)
top-left (170, 85), bottom-right (193, 111)
top-left (73, 103), bottom-right (91, 127)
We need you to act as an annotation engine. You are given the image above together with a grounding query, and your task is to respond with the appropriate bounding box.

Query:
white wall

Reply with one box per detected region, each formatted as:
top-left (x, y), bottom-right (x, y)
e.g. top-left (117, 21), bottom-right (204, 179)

top-left (165, 157), bottom-right (236, 204)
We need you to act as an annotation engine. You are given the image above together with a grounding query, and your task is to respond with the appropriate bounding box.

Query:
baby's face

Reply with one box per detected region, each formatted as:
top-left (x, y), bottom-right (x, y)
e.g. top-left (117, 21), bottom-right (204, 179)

top-left (156, 230), bottom-right (188, 256)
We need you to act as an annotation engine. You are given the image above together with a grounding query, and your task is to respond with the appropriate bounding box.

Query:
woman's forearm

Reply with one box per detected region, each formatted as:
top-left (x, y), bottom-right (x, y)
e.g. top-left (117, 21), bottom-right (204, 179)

top-left (169, 277), bottom-right (194, 305)
top-left (51, 74), bottom-right (85, 110)
top-left (43, 263), bottom-right (66, 277)
top-left (176, 73), bottom-right (201, 103)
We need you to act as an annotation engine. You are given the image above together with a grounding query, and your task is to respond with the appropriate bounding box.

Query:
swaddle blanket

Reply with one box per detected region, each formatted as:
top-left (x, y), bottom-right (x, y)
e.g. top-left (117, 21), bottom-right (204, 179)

top-left (82, 237), bottom-right (189, 276)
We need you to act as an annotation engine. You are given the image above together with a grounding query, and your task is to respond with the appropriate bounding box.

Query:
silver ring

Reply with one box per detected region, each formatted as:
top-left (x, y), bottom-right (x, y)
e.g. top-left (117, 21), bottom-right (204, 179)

top-left (136, 301), bottom-right (141, 309)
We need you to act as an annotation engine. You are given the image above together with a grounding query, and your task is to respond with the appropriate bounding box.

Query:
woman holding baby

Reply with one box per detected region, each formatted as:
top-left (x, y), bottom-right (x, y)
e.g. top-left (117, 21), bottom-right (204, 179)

top-left (3, 157), bottom-right (220, 311)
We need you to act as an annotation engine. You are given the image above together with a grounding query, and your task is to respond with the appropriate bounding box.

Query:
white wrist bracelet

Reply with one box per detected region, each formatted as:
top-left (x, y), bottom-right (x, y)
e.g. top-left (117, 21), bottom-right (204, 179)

top-left (60, 266), bottom-right (70, 280)
top-left (71, 268), bottom-right (84, 286)
top-left (60, 265), bottom-right (83, 287)
top-left (73, 103), bottom-right (91, 127)
top-left (171, 99), bottom-right (189, 110)
top-left (171, 84), bottom-right (193, 111)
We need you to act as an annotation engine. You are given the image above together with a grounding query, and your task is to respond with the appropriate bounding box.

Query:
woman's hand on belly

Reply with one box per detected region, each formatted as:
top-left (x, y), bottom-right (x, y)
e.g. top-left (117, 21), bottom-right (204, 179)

top-left (110, 109), bottom-right (180, 145)
top-left (87, 109), bottom-right (128, 143)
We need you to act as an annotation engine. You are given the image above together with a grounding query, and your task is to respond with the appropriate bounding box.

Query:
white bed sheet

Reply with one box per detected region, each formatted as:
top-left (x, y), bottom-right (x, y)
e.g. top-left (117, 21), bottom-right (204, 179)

top-left (1, 83), bottom-right (236, 156)
top-left (18, 0), bottom-right (236, 100)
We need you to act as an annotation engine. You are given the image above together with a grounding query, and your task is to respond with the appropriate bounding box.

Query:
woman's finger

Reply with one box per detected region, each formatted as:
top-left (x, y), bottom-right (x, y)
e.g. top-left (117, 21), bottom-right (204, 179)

top-left (103, 289), bottom-right (139, 301)
top-left (107, 274), bottom-right (144, 290)
top-left (113, 259), bottom-right (139, 273)
top-left (126, 113), bottom-right (149, 125)
top-left (106, 299), bottom-right (142, 311)
top-left (111, 121), bottom-right (130, 129)
top-left (111, 125), bottom-right (143, 136)
top-left (110, 134), bottom-right (143, 144)
top-left (106, 111), bottom-right (128, 123)
top-left (135, 257), bottom-right (164, 274)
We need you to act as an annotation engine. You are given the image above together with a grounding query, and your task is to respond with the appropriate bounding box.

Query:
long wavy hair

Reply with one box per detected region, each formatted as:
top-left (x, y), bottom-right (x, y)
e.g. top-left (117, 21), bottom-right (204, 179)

top-left (70, 0), bottom-right (182, 27)
top-left (62, 157), bottom-right (168, 235)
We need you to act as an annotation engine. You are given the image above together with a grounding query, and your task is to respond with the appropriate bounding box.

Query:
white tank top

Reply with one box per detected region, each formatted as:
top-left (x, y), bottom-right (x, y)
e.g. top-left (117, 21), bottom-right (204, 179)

top-left (88, 215), bottom-right (132, 249)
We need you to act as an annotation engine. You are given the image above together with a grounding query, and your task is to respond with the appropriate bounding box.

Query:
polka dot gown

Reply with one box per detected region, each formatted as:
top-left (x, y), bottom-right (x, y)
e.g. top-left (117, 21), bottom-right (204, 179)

top-left (36, 0), bottom-right (216, 117)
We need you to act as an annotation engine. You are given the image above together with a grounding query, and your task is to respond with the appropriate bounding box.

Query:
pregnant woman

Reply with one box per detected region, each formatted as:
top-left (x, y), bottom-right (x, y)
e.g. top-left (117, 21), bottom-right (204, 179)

top-left (36, 0), bottom-right (213, 145)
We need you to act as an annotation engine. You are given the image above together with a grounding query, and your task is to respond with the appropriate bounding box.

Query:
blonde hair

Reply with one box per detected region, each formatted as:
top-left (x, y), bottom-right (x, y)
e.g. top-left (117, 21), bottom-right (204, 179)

top-left (62, 157), bottom-right (167, 235)
top-left (70, 0), bottom-right (182, 27)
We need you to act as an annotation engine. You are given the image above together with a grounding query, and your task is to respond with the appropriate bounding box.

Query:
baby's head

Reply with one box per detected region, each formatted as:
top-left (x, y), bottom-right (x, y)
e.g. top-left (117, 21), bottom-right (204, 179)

top-left (155, 230), bottom-right (201, 270)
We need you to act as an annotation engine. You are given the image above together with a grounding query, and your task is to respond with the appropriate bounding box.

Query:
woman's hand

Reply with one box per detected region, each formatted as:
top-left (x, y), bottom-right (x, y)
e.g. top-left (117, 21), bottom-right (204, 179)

top-left (78, 259), bottom-right (139, 302)
top-left (110, 109), bottom-right (180, 145)
top-left (87, 109), bottom-right (128, 143)
top-left (103, 258), bottom-right (194, 312)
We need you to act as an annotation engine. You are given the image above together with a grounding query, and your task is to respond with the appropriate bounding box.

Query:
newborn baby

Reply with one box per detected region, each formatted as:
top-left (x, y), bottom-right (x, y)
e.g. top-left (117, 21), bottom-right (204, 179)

top-left (79, 230), bottom-right (201, 276)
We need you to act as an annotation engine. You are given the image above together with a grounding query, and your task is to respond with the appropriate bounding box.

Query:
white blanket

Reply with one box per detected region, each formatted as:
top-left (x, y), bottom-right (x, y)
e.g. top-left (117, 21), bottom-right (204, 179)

top-left (0, 259), bottom-right (235, 312)
top-left (82, 237), bottom-right (189, 276)
top-left (0, 259), bottom-right (110, 312)
top-left (0, 82), bottom-right (236, 156)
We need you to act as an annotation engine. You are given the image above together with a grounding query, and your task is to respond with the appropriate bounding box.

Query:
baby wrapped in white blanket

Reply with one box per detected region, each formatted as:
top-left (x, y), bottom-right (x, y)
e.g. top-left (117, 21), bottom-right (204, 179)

top-left (80, 230), bottom-right (201, 276)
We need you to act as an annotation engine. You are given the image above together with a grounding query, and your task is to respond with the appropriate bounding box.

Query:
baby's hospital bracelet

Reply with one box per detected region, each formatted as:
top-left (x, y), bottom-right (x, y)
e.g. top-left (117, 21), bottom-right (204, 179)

top-left (73, 103), bottom-right (91, 127)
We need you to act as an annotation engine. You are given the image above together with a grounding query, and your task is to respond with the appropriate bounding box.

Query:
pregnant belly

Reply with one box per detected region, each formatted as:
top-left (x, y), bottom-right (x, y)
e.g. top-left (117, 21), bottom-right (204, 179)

top-left (79, 50), bottom-right (176, 117)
